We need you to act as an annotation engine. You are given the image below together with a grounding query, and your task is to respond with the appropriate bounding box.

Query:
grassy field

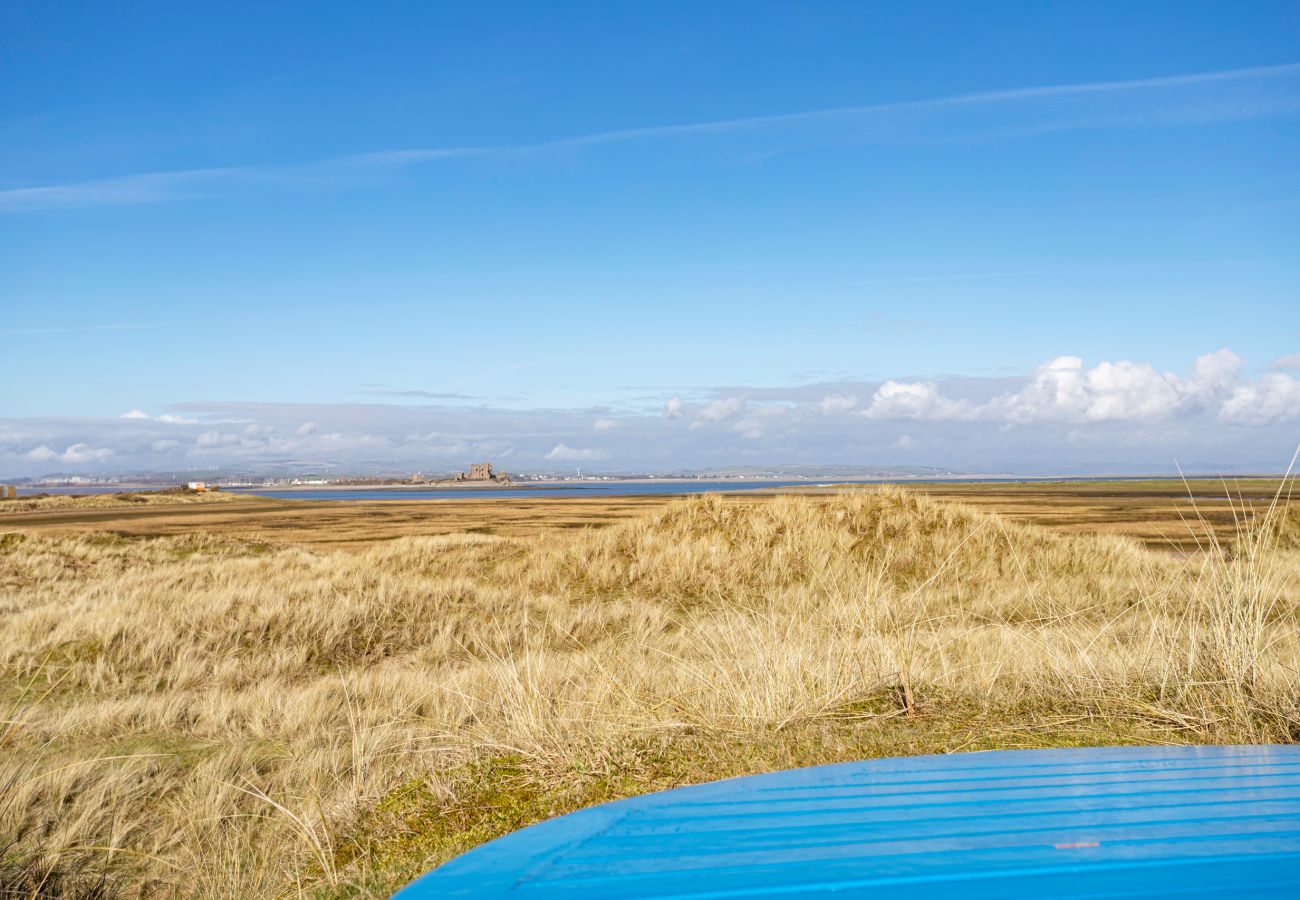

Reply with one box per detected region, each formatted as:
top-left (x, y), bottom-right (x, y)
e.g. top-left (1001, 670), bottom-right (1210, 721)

top-left (0, 490), bottom-right (242, 516)
top-left (1, 482), bottom-right (1297, 896)
top-left (2, 477), bottom-right (1289, 550)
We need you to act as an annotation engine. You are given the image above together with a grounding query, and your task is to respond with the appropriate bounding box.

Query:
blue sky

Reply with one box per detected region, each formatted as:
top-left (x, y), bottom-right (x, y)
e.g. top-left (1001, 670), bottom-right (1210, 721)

top-left (2, 1), bottom-right (1298, 476)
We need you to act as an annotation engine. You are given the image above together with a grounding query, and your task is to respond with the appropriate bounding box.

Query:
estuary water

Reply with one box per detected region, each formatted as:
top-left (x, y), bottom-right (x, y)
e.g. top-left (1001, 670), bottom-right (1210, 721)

top-left (17, 475), bottom-right (1219, 502)
top-left (228, 480), bottom-right (816, 500)
top-left (225, 475), bottom-right (1171, 501)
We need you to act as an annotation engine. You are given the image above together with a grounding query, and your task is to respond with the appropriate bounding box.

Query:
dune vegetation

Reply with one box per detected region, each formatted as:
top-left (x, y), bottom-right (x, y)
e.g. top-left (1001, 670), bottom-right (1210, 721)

top-left (2, 488), bottom-right (1297, 896)
top-left (0, 490), bottom-right (240, 516)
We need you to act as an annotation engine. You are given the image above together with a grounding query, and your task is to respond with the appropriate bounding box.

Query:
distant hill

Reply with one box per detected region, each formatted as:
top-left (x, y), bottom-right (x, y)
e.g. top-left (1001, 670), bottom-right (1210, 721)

top-left (683, 465), bottom-right (997, 479)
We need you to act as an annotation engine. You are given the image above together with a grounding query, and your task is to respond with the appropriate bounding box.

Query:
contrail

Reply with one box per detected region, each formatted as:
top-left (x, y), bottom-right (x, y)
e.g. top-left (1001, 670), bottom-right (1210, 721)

top-left (4, 61), bottom-right (1297, 213)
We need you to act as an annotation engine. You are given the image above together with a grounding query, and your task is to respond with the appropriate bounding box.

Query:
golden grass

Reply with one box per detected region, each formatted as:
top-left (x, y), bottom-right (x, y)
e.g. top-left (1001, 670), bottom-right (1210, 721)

top-left (1, 488), bottom-right (1297, 896)
top-left (0, 490), bottom-right (239, 516)
top-left (3, 478), bottom-right (1288, 552)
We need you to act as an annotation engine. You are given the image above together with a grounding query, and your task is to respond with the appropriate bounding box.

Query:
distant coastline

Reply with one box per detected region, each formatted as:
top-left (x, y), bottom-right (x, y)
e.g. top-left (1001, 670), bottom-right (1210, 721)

top-left (10, 471), bottom-right (1290, 500)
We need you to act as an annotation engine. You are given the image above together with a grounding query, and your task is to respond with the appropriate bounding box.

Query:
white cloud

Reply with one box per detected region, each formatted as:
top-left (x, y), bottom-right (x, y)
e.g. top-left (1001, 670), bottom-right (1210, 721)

top-left (593, 418), bottom-right (617, 432)
top-left (863, 350), bottom-right (1246, 425)
top-left (990, 350), bottom-right (1241, 423)
top-left (1271, 353), bottom-right (1300, 371)
top-left (544, 443), bottom-right (609, 461)
top-left (1220, 373), bottom-right (1300, 425)
top-left (698, 397), bottom-right (745, 422)
top-left (63, 443), bottom-right (114, 463)
top-left (860, 381), bottom-right (976, 421)
top-left (410, 436), bottom-right (516, 459)
top-left (1011, 357), bottom-right (1181, 423)
top-left (1, 349), bottom-right (1295, 478)
top-left (820, 394), bottom-right (858, 414)
top-left (195, 430), bottom-right (240, 448)
top-left (22, 443), bottom-right (113, 464)
top-left (1188, 348), bottom-right (1244, 397)
top-left (121, 409), bottom-right (199, 424)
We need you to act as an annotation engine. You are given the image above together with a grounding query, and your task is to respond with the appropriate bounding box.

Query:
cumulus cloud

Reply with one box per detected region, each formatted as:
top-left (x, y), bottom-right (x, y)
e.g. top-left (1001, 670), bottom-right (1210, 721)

top-left (195, 430), bottom-right (240, 448)
top-left (2, 349), bottom-right (1296, 479)
top-left (60, 443), bottom-right (113, 464)
top-left (698, 397), bottom-right (745, 423)
top-left (860, 381), bottom-right (976, 421)
top-left (1220, 373), bottom-right (1300, 425)
top-left (544, 443), bottom-right (609, 461)
top-left (861, 350), bottom-right (1249, 426)
top-left (990, 350), bottom-right (1241, 423)
top-left (1000, 356), bottom-right (1175, 423)
top-left (1271, 353), bottom-right (1300, 371)
top-left (820, 394), bottom-right (858, 414)
top-left (121, 409), bottom-right (200, 425)
top-left (1189, 349), bottom-right (1244, 397)
top-left (24, 443), bottom-right (114, 464)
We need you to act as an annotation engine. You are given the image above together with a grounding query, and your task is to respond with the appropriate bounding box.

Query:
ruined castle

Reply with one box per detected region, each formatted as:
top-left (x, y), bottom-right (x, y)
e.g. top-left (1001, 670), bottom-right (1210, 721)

top-left (455, 462), bottom-right (508, 483)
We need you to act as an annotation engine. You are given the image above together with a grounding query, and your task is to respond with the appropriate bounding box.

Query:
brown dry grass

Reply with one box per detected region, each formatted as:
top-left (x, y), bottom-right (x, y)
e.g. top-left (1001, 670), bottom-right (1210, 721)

top-left (0, 490), bottom-right (239, 516)
top-left (3, 478), bottom-right (1286, 552)
top-left (1, 487), bottom-right (1297, 896)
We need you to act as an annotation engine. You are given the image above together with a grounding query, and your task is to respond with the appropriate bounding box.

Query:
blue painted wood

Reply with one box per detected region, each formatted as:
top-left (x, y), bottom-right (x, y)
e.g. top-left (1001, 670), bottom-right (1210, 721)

top-left (393, 745), bottom-right (1300, 898)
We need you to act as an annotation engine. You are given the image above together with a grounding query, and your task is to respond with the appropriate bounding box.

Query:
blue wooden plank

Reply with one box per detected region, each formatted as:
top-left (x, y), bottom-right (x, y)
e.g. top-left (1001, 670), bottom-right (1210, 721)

top-left (393, 745), bottom-right (1300, 898)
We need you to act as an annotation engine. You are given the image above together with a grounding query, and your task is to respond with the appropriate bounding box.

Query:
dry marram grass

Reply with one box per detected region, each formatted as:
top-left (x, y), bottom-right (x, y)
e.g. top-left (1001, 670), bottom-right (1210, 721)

top-left (0, 490), bottom-right (239, 516)
top-left (1, 489), bottom-right (1297, 896)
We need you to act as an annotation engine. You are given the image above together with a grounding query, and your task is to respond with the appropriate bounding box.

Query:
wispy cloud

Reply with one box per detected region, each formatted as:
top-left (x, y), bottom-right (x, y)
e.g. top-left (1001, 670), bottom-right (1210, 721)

top-left (1271, 352), bottom-right (1300, 371)
top-left (4, 62), bottom-right (1297, 213)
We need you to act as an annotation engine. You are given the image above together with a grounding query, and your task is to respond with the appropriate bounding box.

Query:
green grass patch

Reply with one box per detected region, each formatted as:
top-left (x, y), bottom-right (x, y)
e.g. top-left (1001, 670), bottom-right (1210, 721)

top-left (329, 704), bottom-right (1198, 897)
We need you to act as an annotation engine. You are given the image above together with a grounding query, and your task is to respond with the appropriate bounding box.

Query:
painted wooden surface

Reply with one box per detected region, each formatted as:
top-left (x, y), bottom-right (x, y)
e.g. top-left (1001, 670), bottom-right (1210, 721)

top-left (394, 745), bottom-right (1300, 898)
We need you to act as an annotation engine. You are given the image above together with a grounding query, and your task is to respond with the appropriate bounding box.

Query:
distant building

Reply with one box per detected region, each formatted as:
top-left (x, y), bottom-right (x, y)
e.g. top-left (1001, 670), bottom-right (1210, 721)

top-left (455, 462), bottom-right (508, 483)
top-left (187, 481), bottom-right (207, 492)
